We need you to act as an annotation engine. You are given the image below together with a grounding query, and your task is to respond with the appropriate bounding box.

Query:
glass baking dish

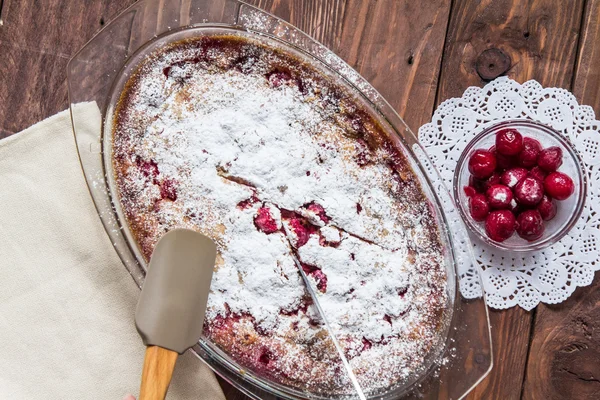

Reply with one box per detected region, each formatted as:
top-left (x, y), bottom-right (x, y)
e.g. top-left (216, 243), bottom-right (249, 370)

top-left (67, 1), bottom-right (492, 398)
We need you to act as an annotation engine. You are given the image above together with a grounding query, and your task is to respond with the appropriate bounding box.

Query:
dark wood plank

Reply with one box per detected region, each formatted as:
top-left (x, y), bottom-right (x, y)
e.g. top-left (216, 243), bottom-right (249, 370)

top-left (0, 0), bottom-right (135, 134)
top-left (522, 1), bottom-right (600, 399)
top-left (573, 0), bottom-right (600, 112)
top-left (522, 286), bottom-right (600, 400)
top-left (337, 0), bottom-right (451, 131)
top-left (246, 0), bottom-right (347, 51)
top-left (435, 1), bottom-right (586, 399)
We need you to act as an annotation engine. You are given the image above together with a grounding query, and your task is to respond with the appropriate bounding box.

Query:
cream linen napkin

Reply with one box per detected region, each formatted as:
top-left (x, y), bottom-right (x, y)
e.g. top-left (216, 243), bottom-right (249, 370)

top-left (0, 105), bottom-right (226, 400)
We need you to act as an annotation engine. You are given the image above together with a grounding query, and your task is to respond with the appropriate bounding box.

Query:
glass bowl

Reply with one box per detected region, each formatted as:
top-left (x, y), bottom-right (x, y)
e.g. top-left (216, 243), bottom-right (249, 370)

top-left (453, 120), bottom-right (587, 252)
top-left (67, 0), bottom-right (492, 399)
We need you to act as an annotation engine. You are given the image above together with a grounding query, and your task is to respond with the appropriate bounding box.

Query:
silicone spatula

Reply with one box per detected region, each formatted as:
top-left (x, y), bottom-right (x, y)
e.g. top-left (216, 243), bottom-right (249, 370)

top-left (135, 229), bottom-right (217, 400)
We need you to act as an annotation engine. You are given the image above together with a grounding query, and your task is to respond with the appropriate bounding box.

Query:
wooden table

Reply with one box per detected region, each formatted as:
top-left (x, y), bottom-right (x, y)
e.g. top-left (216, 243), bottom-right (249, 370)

top-left (1, 0), bottom-right (599, 398)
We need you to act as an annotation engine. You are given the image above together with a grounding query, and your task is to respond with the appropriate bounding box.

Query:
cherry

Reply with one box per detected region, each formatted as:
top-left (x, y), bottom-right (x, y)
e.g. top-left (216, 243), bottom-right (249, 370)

top-left (486, 184), bottom-right (513, 209)
top-left (519, 137), bottom-right (542, 168)
top-left (310, 269), bottom-right (328, 292)
top-left (469, 193), bottom-right (490, 221)
top-left (529, 166), bottom-right (547, 182)
top-left (514, 176), bottom-right (544, 206)
top-left (508, 198), bottom-right (522, 214)
top-left (283, 216), bottom-right (315, 248)
top-left (516, 209), bottom-right (545, 241)
top-left (468, 149), bottom-right (497, 179)
top-left (139, 159), bottom-right (159, 178)
top-left (469, 176), bottom-right (486, 193)
top-left (485, 173), bottom-right (502, 190)
top-left (463, 186), bottom-right (477, 197)
top-left (537, 146), bottom-right (563, 172)
top-left (258, 349), bottom-right (274, 365)
top-left (485, 210), bottom-right (517, 242)
top-left (266, 70), bottom-right (292, 87)
top-left (544, 172), bottom-right (575, 200)
top-left (490, 145), bottom-right (517, 170)
top-left (237, 195), bottom-right (260, 209)
top-left (537, 195), bottom-right (557, 221)
top-left (496, 128), bottom-right (523, 156)
top-left (501, 167), bottom-right (528, 188)
top-left (254, 207), bottom-right (279, 234)
top-left (304, 203), bottom-right (330, 224)
top-left (159, 179), bottom-right (178, 201)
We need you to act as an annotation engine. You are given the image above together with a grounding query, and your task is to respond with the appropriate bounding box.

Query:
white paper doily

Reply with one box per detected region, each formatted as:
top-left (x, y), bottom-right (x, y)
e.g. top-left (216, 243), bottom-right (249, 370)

top-left (418, 77), bottom-right (600, 310)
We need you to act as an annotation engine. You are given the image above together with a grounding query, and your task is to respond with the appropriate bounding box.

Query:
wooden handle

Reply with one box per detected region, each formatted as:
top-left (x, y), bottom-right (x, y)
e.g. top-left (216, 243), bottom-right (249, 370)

top-left (139, 346), bottom-right (179, 400)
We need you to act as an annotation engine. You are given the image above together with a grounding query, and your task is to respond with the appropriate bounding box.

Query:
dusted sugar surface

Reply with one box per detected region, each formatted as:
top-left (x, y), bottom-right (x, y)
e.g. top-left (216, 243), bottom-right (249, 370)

top-left (113, 35), bottom-right (448, 395)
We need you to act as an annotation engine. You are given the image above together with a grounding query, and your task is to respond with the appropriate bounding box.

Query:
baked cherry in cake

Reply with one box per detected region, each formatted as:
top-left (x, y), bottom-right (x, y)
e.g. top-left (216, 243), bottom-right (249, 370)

top-left (112, 35), bottom-right (448, 395)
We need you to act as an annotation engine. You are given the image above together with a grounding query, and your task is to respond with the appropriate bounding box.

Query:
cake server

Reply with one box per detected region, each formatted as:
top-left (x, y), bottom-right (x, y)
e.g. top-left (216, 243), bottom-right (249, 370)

top-left (135, 229), bottom-right (217, 400)
top-left (292, 257), bottom-right (367, 400)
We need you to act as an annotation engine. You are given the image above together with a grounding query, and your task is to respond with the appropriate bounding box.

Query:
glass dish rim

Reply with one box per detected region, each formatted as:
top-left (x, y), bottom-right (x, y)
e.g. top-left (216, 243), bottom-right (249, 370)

top-left (67, 1), bottom-right (493, 398)
top-left (453, 118), bottom-right (588, 252)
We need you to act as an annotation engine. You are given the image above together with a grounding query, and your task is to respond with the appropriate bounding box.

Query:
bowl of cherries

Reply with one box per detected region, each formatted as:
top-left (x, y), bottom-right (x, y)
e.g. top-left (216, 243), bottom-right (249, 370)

top-left (454, 120), bottom-right (587, 252)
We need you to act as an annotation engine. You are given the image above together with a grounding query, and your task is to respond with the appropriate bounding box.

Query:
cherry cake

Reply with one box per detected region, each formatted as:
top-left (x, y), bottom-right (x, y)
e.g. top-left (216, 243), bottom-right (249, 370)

top-left (112, 35), bottom-right (448, 396)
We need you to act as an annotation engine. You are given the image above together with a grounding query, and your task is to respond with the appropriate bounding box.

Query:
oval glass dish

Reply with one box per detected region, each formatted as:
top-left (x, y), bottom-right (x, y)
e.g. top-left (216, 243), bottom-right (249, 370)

top-left (67, 1), bottom-right (492, 399)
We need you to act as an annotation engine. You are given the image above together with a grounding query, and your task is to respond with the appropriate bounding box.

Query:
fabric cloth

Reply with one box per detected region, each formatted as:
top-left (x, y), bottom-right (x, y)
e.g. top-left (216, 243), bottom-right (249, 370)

top-left (0, 105), bottom-right (226, 400)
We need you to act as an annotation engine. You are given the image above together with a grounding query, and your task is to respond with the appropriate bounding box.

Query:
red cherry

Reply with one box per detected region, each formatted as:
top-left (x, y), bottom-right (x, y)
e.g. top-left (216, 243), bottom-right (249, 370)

top-left (489, 145), bottom-right (517, 170)
top-left (139, 159), bottom-right (160, 178)
top-left (304, 202), bottom-right (330, 224)
top-left (159, 179), bottom-right (178, 201)
top-left (514, 177), bottom-right (544, 206)
top-left (496, 128), bottom-right (523, 156)
top-left (486, 184), bottom-right (513, 209)
top-left (508, 198), bottom-right (522, 214)
top-left (516, 210), bottom-right (545, 241)
top-left (469, 176), bottom-right (486, 193)
top-left (469, 193), bottom-right (490, 221)
top-left (537, 146), bottom-right (563, 172)
top-left (529, 166), bottom-right (547, 182)
top-left (254, 207), bottom-right (279, 234)
top-left (501, 167), bottom-right (528, 188)
top-left (485, 210), bottom-right (517, 242)
top-left (484, 173), bottom-right (502, 191)
top-left (468, 149), bottom-right (497, 179)
top-left (544, 172), bottom-right (575, 200)
top-left (310, 269), bottom-right (328, 292)
top-left (519, 137), bottom-right (542, 168)
top-left (266, 70), bottom-right (292, 87)
top-left (288, 218), bottom-right (311, 247)
top-left (463, 186), bottom-right (477, 197)
top-left (537, 195), bottom-right (557, 221)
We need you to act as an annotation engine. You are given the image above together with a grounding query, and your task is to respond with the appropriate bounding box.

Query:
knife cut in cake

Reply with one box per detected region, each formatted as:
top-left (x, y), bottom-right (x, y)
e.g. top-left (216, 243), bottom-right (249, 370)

top-left (112, 34), bottom-right (450, 396)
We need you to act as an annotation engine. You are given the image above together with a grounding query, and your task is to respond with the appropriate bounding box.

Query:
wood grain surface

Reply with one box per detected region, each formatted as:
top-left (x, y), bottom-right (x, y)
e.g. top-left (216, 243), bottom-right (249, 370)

top-left (1, 0), bottom-right (599, 399)
top-left (436, 2), bottom-right (588, 399)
